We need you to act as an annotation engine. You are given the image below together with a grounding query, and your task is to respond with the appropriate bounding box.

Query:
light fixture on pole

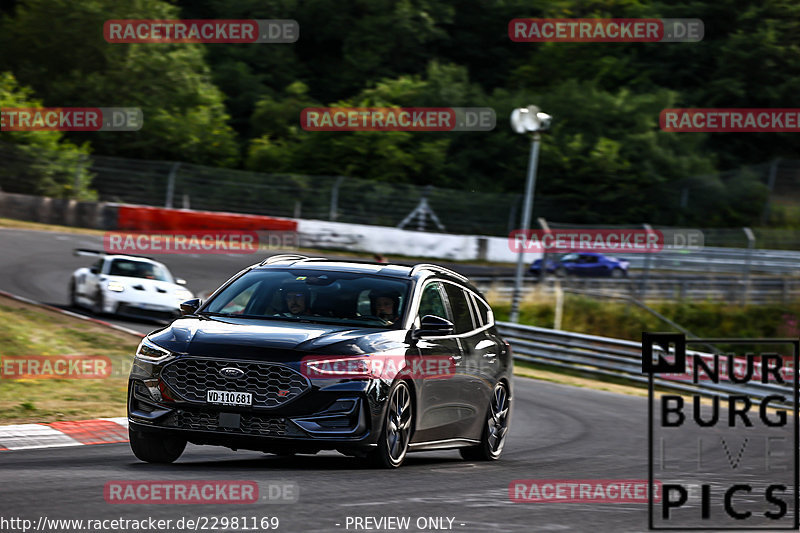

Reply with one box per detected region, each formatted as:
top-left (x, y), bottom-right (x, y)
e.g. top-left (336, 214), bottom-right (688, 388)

top-left (509, 105), bottom-right (551, 323)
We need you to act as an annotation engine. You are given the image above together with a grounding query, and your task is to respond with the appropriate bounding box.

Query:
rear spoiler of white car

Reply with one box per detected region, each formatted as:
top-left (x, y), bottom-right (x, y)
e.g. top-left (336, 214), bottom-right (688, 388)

top-left (73, 248), bottom-right (106, 258)
top-left (73, 248), bottom-right (154, 260)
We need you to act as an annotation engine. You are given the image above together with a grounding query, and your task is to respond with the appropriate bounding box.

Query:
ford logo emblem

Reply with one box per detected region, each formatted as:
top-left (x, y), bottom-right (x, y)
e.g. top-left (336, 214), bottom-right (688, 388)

top-left (219, 367), bottom-right (245, 379)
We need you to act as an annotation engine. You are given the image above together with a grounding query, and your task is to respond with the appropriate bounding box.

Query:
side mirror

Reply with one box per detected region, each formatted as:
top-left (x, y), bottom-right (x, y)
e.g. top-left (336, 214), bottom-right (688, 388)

top-left (180, 298), bottom-right (202, 316)
top-left (413, 315), bottom-right (454, 339)
top-left (175, 278), bottom-right (187, 286)
top-left (90, 266), bottom-right (99, 274)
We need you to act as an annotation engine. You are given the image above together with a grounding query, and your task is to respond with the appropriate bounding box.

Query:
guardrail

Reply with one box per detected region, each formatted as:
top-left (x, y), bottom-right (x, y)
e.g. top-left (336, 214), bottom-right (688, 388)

top-left (497, 321), bottom-right (794, 406)
top-left (615, 247), bottom-right (800, 276)
top-left (474, 276), bottom-right (800, 304)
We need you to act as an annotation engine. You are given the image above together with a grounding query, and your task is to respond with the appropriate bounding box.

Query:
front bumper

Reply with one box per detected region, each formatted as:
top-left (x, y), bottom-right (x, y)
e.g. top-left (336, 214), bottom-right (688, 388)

top-left (127, 366), bottom-right (389, 452)
top-left (102, 292), bottom-right (181, 321)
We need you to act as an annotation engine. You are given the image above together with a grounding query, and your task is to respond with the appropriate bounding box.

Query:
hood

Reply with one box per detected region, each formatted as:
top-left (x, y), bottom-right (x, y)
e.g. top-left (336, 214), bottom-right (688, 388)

top-left (105, 275), bottom-right (184, 291)
top-left (148, 316), bottom-right (404, 361)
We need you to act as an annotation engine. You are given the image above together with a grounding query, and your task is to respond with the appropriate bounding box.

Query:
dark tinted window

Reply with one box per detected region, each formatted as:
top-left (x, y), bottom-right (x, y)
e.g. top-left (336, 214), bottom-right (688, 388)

top-left (418, 282), bottom-right (448, 320)
top-left (204, 269), bottom-right (410, 328)
top-left (472, 294), bottom-right (491, 326)
top-left (108, 259), bottom-right (170, 281)
top-left (444, 283), bottom-right (475, 334)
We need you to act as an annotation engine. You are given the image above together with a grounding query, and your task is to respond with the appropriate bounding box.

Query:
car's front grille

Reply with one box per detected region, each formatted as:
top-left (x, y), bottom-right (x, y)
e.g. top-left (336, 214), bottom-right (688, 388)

top-left (163, 410), bottom-right (287, 437)
top-left (160, 358), bottom-right (310, 408)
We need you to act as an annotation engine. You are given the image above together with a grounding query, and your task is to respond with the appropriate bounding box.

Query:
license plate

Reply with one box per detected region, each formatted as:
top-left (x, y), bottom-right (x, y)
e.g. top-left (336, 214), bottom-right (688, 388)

top-left (206, 390), bottom-right (252, 406)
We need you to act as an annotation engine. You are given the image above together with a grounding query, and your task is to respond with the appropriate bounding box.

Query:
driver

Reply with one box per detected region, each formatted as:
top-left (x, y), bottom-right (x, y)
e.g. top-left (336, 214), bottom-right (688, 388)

top-left (281, 282), bottom-right (310, 316)
top-left (369, 289), bottom-right (401, 324)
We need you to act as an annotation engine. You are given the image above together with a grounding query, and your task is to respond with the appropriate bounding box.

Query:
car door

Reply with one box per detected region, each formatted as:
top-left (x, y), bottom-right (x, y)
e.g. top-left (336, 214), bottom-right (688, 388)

top-left (410, 280), bottom-right (468, 443)
top-left (572, 253), bottom-right (595, 276)
top-left (441, 282), bottom-right (493, 438)
top-left (584, 254), bottom-right (605, 275)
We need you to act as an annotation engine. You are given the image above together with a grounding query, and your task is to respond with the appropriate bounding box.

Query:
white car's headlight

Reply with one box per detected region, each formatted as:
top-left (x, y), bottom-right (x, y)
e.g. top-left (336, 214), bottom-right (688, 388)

top-left (175, 289), bottom-right (193, 300)
top-left (135, 337), bottom-right (173, 363)
top-left (107, 281), bottom-right (125, 292)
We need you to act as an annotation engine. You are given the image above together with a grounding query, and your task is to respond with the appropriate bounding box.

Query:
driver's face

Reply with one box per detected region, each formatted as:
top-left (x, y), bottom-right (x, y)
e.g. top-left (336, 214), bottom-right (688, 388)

top-left (286, 292), bottom-right (307, 314)
top-left (374, 296), bottom-right (396, 321)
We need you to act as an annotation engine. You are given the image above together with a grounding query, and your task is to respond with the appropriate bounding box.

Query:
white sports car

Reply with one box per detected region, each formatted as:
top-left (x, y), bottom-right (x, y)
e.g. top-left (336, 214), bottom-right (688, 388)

top-left (69, 250), bottom-right (193, 322)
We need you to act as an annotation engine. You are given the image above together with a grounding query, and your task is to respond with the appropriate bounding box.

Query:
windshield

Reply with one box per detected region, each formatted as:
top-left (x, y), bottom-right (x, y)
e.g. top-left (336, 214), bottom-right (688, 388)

top-left (202, 269), bottom-right (411, 328)
top-left (107, 259), bottom-right (171, 282)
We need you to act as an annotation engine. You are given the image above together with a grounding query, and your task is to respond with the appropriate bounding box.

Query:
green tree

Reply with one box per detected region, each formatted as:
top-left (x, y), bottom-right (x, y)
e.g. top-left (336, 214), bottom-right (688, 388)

top-left (0, 72), bottom-right (94, 199)
top-left (0, 0), bottom-right (239, 166)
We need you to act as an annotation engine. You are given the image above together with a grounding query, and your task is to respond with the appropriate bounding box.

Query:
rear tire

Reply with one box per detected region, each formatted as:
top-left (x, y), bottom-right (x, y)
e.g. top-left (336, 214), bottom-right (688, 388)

top-left (129, 427), bottom-right (186, 464)
top-left (460, 382), bottom-right (511, 461)
top-left (555, 266), bottom-right (568, 278)
top-left (368, 381), bottom-right (413, 468)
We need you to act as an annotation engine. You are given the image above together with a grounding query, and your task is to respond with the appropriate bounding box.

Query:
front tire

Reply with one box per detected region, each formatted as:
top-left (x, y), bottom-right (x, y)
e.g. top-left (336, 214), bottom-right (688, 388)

top-left (368, 380), bottom-right (413, 468)
top-left (129, 427), bottom-right (186, 464)
top-left (460, 382), bottom-right (511, 461)
top-left (69, 280), bottom-right (77, 308)
top-left (610, 268), bottom-right (626, 279)
top-left (92, 290), bottom-right (105, 315)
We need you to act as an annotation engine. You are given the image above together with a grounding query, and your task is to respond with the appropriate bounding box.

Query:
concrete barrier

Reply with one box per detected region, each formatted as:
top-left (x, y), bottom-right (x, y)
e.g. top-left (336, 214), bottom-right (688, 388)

top-left (297, 219), bottom-right (537, 263)
top-left (0, 191), bottom-right (533, 263)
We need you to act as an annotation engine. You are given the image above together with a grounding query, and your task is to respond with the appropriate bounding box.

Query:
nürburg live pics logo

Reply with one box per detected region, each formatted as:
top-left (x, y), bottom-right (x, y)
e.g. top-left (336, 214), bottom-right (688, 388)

top-left (643, 332), bottom-right (799, 529)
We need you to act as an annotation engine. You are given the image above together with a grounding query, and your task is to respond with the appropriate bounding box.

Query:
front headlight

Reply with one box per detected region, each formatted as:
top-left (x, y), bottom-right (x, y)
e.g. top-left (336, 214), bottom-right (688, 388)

top-left (135, 337), bottom-right (173, 363)
top-left (175, 289), bottom-right (193, 300)
top-left (107, 281), bottom-right (125, 292)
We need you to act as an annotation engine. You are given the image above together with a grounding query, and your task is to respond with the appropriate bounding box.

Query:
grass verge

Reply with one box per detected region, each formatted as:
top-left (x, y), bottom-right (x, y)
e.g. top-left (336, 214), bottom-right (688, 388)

top-left (0, 295), bottom-right (140, 424)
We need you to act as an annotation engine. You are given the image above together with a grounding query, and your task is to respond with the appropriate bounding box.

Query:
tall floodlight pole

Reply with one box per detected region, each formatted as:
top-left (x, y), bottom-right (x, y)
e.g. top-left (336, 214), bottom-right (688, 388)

top-left (509, 106), bottom-right (551, 323)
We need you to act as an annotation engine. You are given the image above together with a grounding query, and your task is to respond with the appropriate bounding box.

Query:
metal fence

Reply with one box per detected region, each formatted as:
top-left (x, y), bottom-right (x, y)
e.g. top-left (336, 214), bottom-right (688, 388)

top-left (3, 140), bottom-right (800, 240)
top-left (497, 321), bottom-right (794, 406)
top-left (87, 155), bottom-right (524, 237)
top-left (474, 275), bottom-right (800, 304)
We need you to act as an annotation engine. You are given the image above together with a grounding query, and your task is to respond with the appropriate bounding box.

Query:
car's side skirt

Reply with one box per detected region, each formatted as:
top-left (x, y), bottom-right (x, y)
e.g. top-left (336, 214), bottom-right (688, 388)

top-left (408, 437), bottom-right (480, 451)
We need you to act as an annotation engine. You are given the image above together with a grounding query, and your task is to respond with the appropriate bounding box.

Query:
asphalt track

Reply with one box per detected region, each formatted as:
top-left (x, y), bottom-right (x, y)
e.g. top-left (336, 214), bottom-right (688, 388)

top-left (1, 379), bottom-right (657, 532)
top-left (0, 228), bottom-right (794, 532)
top-left (0, 228), bottom-right (513, 335)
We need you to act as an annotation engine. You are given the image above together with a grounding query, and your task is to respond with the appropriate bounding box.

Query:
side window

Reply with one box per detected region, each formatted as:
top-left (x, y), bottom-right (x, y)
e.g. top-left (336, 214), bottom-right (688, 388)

top-left (418, 282), bottom-right (448, 320)
top-left (443, 284), bottom-right (475, 334)
top-left (470, 293), bottom-right (492, 326)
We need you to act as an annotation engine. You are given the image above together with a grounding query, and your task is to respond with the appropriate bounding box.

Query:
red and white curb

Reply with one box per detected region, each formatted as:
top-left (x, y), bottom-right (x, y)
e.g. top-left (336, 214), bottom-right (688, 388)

top-left (0, 417), bottom-right (128, 451)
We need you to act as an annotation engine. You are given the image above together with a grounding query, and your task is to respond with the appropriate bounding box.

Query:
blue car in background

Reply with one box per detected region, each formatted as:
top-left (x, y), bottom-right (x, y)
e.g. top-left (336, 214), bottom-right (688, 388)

top-left (529, 252), bottom-right (629, 278)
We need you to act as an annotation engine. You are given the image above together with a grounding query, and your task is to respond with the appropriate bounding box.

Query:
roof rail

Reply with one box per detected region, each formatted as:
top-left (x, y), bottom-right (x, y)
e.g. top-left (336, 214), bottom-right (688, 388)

top-left (260, 254), bottom-right (309, 266)
top-left (259, 254), bottom-right (336, 266)
top-left (409, 263), bottom-right (469, 282)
